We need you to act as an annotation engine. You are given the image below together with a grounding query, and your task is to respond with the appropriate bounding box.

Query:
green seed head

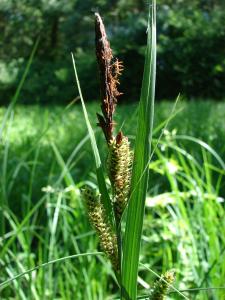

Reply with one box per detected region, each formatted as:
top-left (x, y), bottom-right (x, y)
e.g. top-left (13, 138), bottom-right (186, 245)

top-left (82, 186), bottom-right (119, 270)
top-left (149, 270), bottom-right (176, 300)
top-left (108, 132), bottom-right (133, 223)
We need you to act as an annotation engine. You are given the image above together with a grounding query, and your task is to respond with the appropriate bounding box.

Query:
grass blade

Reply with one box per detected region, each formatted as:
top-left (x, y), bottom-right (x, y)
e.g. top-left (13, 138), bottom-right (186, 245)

top-left (121, 1), bottom-right (156, 299)
top-left (0, 252), bottom-right (103, 289)
top-left (71, 54), bottom-right (114, 227)
top-left (174, 135), bottom-right (225, 169)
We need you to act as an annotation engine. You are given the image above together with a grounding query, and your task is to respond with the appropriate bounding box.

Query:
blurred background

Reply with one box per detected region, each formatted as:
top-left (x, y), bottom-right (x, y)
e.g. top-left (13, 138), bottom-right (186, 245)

top-left (0, 0), bottom-right (225, 105)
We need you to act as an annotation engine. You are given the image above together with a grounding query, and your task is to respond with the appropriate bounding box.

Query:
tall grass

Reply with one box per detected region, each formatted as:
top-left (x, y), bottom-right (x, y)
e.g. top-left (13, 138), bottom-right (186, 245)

top-left (1, 107), bottom-right (225, 299)
top-left (1, 1), bottom-right (225, 299)
top-left (145, 133), bottom-right (225, 299)
top-left (0, 38), bottom-right (39, 237)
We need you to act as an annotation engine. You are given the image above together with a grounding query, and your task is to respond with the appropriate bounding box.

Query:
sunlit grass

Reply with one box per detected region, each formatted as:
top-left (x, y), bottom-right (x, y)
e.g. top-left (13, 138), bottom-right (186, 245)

top-left (1, 100), bottom-right (225, 157)
top-left (0, 95), bottom-right (225, 298)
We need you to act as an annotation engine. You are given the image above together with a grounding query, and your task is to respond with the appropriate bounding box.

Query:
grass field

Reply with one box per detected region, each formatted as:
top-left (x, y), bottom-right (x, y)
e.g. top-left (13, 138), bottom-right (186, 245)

top-left (0, 100), bottom-right (225, 299)
top-left (1, 100), bottom-right (225, 158)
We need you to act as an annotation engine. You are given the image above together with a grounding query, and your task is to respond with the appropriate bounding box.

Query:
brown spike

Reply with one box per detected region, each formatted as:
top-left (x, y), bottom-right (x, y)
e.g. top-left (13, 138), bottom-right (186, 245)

top-left (95, 13), bottom-right (123, 143)
top-left (116, 131), bottom-right (123, 145)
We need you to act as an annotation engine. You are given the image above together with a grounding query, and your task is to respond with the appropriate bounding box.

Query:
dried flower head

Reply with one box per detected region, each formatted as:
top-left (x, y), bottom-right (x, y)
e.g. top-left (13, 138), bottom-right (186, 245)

top-left (95, 13), bottom-right (123, 143)
top-left (82, 186), bottom-right (119, 270)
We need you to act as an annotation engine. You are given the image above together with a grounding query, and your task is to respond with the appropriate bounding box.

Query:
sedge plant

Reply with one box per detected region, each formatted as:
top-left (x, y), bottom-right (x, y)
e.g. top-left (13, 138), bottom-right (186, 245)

top-left (1, 2), bottom-right (224, 298)
top-left (73, 1), bottom-right (175, 299)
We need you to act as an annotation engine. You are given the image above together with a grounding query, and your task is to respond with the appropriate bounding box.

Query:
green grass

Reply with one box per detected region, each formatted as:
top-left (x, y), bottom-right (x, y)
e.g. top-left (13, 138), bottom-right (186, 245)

top-left (1, 100), bottom-right (225, 154)
top-left (0, 99), bottom-right (225, 299)
top-left (1, 6), bottom-right (224, 297)
top-left (0, 100), bottom-right (224, 214)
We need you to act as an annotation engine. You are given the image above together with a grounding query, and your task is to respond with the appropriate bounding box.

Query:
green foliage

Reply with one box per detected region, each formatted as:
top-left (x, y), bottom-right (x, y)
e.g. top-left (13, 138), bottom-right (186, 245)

top-left (144, 132), bottom-right (225, 299)
top-left (0, 100), bottom-right (224, 208)
top-left (0, 102), bottom-right (225, 299)
top-left (1, 5), bottom-right (225, 298)
top-left (0, 0), bottom-right (225, 104)
top-left (157, 4), bottom-right (225, 98)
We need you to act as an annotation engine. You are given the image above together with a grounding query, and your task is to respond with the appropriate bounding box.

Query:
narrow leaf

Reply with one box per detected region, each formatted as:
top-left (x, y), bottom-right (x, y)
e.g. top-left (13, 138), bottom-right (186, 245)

top-left (71, 54), bottom-right (114, 227)
top-left (121, 1), bottom-right (157, 299)
top-left (0, 252), bottom-right (103, 288)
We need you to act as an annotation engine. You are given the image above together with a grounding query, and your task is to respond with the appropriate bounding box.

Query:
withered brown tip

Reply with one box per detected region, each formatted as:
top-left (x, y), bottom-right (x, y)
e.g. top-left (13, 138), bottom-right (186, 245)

top-left (95, 12), bottom-right (123, 144)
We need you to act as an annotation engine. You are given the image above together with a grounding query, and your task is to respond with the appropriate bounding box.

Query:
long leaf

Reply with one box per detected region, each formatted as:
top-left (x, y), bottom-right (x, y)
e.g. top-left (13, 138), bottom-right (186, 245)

top-left (71, 54), bottom-right (114, 227)
top-left (121, 1), bottom-right (156, 299)
top-left (0, 252), bottom-right (103, 289)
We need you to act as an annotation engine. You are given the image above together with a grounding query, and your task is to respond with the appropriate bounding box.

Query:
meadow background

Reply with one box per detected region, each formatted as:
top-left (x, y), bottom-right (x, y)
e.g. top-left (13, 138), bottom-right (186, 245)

top-left (0, 0), bottom-right (225, 299)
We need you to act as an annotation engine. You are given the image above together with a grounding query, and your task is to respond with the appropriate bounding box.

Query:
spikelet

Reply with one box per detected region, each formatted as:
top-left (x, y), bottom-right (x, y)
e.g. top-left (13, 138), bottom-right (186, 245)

top-left (108, 132), bottom-right (133, 224)
top-left (149, 270), bottom-right (176, 300)
top-left (82, 186), bottom-right (119, 270)
top-left (95, 13), bottom-right (123, 143)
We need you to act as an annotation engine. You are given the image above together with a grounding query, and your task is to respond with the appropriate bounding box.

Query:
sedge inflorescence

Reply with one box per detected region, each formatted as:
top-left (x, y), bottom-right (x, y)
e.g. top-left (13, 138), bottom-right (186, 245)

top-left (108, 132), bottom-right (133, 224)
top-left (82, 187), bottom-right (119, 271)
top-left (94, 12), bottom-right (133, 225)
top-left (81, 9), bottom-right (176, 300)
top-left (82, 13), bottom-right (133, 272)
top-left (149, 270), bottom-right (176, 300)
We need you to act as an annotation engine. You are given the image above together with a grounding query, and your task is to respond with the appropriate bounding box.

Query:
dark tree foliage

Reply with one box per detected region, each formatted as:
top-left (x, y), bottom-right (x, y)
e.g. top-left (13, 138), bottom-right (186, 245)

top-left (0, 0), bottom-right (224, 104)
